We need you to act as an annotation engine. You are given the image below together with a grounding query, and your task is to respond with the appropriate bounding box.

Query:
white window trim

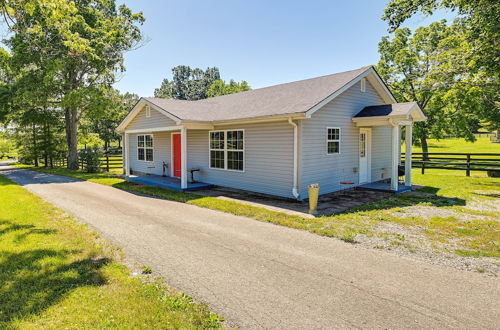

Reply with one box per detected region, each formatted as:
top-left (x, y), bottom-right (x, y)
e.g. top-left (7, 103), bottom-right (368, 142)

top-left (137, 134), bottom-right (154, 162)
top-left (209, 129), bottom-right (245, 172)
top-left (145, 105), bottom-right (151, 118)
top-left (360, 78), bottom-right (366, 92)
top-left (326, 127), bottom-right (341, 155)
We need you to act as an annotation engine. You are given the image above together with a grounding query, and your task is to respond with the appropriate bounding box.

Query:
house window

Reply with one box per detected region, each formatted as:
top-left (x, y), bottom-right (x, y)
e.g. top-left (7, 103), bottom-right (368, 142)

top-left (210, 130), bottom-right (244, 171)
top-left (145, 105), bottom-right (151, 118)
top-left (327, 128), bottom-right (340, 154)
top-left (210, 131), bottom-right (225, 169)
top-left (360, 78), bottom-right (366, 92)
top-left (138, 134), bottom-right (153, 161)
top-left (360, 132), bottom-right (366, 157)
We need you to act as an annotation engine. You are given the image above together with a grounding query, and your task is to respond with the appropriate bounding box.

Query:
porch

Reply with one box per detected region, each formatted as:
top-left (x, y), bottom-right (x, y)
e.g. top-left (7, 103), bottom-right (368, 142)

top-left (126, 174), bottom-right (214, 191)
top-left (358, 181), bottom-right (412, 194)
top-left (122, 117), bottom-right (215, 190)
top-left (353, 102), bottom-right (427, 192)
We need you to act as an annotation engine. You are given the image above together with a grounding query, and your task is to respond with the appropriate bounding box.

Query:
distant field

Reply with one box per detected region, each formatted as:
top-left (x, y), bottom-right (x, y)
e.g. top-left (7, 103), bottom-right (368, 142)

top-left (404, 136), bottom-right (499, 154)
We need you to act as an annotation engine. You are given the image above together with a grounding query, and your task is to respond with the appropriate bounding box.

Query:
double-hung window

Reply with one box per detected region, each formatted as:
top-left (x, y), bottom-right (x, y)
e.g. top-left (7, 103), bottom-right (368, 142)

top-left (210, 130), bottom-right (244, 171)
top-left (138, 134), bottom-right (154, 161)
top-left (327, 128), bottom-right (340, 154)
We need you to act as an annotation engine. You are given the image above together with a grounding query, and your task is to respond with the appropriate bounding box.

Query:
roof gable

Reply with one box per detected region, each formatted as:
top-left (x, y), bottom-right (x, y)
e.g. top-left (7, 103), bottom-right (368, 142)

top-left (117, 99), bottom-right (181, 132)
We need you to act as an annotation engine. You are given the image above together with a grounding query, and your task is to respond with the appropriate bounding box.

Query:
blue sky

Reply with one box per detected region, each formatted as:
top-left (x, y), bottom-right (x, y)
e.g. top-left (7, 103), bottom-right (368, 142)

top-left (116, 1), bottom-right (451, 96)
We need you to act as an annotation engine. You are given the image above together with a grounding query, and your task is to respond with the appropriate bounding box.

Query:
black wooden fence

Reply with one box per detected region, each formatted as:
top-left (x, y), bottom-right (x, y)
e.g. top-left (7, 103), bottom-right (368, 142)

top-left (53, 151), bottom-right (123, 171)
top-left (401, 152), bottom-right (500, 176)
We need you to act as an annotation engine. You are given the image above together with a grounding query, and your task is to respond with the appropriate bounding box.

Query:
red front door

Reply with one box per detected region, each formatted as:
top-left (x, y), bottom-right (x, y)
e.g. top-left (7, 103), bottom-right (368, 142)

top-left (172, 133), bottom-right (181, 178)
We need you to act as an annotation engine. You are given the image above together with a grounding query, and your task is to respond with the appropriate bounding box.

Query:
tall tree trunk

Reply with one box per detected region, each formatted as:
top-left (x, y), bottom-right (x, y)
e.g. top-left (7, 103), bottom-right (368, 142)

top-left (65, 107), bottom-right (79, 169)
top-left (32, 123), bottom-right (39, 167)
top-left (47, 122), bottom-right (53, 168)
top-left (43, 122), bottom-right (48, 167)
top-left (420, 136), bottom-right (429, 160)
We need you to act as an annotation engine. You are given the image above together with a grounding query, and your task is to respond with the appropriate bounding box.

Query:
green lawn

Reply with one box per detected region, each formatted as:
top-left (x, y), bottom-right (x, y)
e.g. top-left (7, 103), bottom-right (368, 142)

top-left (0, 175), bottom-right (222, 329)
top-left (23, 165), bottom-right (500, 259)
top-left (404, 136), bottom-right (499, 153)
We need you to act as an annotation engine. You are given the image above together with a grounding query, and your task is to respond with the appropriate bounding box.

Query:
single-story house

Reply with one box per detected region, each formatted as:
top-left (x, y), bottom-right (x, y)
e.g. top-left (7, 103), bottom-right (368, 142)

top-left (117, 66), bottom-right (426, 200)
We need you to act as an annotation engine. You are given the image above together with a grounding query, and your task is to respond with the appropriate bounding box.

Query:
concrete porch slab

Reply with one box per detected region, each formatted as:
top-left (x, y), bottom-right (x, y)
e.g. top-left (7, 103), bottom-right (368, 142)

top-left (358, 181), bottom-right (413, 194)
top-left (126, 174), bottom-right (214, 191)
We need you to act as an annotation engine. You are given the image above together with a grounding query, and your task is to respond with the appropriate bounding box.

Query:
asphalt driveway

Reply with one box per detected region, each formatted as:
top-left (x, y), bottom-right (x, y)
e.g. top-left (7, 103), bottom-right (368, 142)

top-left (2, 167), bottom-right (499, 329)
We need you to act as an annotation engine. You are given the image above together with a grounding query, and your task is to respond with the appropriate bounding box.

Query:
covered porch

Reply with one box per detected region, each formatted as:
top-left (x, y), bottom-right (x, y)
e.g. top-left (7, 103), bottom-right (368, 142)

top-left (120, 107), bottom-right (215, 189)
top-left (353, 102), bottom-right (427, 192)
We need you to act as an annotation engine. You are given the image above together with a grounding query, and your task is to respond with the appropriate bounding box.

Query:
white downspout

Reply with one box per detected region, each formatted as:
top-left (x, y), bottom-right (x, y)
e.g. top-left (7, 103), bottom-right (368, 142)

top-left (288, 117), bottom-right (300, 199)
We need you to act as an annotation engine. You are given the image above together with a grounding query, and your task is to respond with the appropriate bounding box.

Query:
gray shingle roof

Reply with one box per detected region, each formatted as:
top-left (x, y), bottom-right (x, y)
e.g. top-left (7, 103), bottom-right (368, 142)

top-left (354, 102), bottom-right (417, 118)
top-left (144, 67), bottom-right (371, 122)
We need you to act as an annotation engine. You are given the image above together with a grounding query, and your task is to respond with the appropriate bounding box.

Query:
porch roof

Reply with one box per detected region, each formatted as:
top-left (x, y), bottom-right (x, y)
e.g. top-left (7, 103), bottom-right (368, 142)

top-left (352, 102), bottom-right (426, 126)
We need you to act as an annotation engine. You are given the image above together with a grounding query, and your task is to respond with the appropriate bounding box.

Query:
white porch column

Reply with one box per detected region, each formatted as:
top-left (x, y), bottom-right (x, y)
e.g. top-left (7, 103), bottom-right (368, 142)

top-left (181, 126), bottom-right (187, 189)
top-left (124, 133), bottom-right (130, 176)
top-left (391, 124), bottom-right (400, 191)
top-left (405, 124), bottom-right (413, 187)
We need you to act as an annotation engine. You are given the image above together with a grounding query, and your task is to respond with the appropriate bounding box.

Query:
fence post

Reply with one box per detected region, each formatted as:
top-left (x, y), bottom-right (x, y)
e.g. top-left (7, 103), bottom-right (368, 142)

top-left (106, 153), bottom-right (109, 172)
top-left (466, 154), bottom-right (471, 177)
top-left (421, 152), bottom-right (427, 174)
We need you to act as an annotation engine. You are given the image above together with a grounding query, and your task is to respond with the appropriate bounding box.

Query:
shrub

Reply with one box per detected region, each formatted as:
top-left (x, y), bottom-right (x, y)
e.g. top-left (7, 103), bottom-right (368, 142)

top-left (486, 170), bottom-right (500, 178)
top-left (79, 148), bottom-right (102, 173)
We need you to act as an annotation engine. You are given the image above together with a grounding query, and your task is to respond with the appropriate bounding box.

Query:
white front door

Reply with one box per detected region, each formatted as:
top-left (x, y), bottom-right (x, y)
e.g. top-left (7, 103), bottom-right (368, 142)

top-left (359, 128), bottom-right (371, 183)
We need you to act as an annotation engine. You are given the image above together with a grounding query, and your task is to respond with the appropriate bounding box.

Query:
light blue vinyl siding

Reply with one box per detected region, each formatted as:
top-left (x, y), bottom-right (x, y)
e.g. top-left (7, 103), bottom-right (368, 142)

top-left (371, 126), bottom-right (393, 182)
top-left (129, 132), bottom-right (170, 176)
top-left (299, 80), bottom-right (391, 198)
top-left (127, 106), bottom-right (177, 130)
top-left (187, 121), bottom-right (294, 198)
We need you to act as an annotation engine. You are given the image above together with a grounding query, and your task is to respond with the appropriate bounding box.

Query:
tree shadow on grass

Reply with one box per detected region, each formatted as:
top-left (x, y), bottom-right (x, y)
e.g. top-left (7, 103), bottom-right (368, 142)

top-left (0, 221), bottom-right (109, 326)
top-left (0, 220), bottom-right (58, 243)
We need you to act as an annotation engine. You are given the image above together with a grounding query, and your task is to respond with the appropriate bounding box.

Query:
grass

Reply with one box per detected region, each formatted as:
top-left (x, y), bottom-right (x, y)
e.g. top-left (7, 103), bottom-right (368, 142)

top-left (17, 164), bottom-right (500, 259)
top-left (0, 175), bottom-right (222, 329)
top-left (403, 136), bottom-right (500, 153)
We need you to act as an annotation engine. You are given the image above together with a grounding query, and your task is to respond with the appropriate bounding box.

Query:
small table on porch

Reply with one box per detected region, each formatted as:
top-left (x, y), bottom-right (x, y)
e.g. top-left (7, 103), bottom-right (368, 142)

top-left (189, 168), bottom-right (200, 183)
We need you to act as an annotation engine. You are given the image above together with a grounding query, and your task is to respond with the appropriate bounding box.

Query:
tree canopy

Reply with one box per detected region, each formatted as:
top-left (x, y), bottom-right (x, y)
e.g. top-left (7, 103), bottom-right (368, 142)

top-left (1, 0), bottom-right (144, 168)
top-left (154, 65), bottom-right (221, 100)
top-left (380, 0), bottom-right (499, 148)
top-left (383, 0), bottom-right (499, 78)
top-left (207, 79), bottom-right (251, 98)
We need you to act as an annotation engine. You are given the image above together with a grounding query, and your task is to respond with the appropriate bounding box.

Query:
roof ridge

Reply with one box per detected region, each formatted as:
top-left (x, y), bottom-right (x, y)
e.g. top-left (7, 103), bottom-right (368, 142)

top-left (146, 66), bottom-right (372, 103)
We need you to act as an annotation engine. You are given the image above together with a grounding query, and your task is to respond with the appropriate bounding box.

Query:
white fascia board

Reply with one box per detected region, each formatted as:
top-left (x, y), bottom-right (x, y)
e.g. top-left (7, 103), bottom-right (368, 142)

top-left (408, 103), bottom-right (427, 121)
top-left (208, 113), bottom-right (306, 127)
top-left (124, 126), bottom-right (183, 134)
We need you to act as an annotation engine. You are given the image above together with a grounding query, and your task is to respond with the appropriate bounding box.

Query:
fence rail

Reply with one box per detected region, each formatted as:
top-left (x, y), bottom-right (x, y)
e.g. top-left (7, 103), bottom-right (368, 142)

top-left (53, 151), bottom-right (123, 171)
top-left (401, 152), bottom-right (500, 176)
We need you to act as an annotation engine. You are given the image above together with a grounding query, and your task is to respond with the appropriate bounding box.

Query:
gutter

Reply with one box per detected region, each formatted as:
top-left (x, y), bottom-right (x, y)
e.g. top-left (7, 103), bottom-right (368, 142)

top-left (288, 117), bottom-right (300, 199)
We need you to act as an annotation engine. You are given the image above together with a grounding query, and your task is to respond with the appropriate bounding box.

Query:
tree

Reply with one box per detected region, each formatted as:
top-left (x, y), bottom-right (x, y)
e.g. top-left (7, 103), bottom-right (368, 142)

top-left (383, 0), bottom-right (499, 78)
top-left (154, 65), bottom-right (220, 100)
top-left (82, 90), bottom-right (138, 150)
top-left (382, 0), bottom-right (499, 136)
top-left (207, 79), bottom-right (251, 97)
top-left (377, 21), bottom-right (485, 153)
top-left (1, 0), bottom-right (144, 169)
